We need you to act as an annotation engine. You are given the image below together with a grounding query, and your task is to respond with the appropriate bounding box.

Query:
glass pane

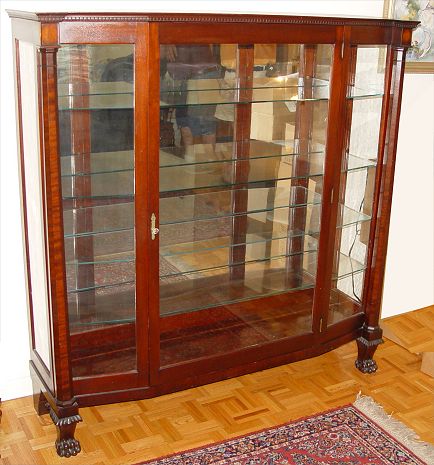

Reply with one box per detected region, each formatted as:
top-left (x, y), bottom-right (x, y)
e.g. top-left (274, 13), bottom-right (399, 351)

top-left (18, 41), bottom-right (52, 372)
top-left (329, 46), bottom-right (387, 325)
top-left (58, 45), bottom-right (136, 377)
top-left (159, 43), bottom-right (333, 365)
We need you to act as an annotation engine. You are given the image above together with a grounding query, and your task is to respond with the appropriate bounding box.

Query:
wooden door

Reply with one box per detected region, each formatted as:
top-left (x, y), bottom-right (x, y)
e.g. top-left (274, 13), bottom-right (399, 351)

top-left (55, 22), bottom-right (151, 396)
top-left (148, 23), bottom-right (346, 384)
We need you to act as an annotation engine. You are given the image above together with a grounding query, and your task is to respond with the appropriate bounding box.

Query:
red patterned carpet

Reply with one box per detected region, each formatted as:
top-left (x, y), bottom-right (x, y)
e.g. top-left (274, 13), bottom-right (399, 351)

top-left (141, 397), bottom-right (433, 465)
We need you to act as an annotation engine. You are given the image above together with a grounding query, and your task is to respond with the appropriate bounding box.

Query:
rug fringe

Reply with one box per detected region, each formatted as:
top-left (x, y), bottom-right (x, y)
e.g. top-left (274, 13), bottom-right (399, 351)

top-left (354, 393), bottom-right (434, 464)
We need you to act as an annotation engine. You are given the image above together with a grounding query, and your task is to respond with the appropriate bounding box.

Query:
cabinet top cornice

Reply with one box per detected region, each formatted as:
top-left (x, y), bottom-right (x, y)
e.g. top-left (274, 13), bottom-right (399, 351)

top-left (7, 10), bottom-right (419, 29)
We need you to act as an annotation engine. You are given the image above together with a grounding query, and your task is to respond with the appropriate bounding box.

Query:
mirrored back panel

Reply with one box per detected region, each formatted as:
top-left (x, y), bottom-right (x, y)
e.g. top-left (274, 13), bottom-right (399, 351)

top-left (158, 43), bottom-right (335, 366)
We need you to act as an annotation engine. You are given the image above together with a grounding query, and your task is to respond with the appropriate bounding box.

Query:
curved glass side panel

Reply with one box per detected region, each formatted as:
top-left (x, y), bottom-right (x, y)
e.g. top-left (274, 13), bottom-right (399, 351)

top-left (329, 46), bottom-right (387, 325)
top-left (18, 41), bottom-right (52, 371)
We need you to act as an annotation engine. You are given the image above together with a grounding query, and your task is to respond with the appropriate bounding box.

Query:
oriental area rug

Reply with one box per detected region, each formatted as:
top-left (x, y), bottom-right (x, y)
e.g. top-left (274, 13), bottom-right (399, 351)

top-left (141, 395), bottom-right (434, 465)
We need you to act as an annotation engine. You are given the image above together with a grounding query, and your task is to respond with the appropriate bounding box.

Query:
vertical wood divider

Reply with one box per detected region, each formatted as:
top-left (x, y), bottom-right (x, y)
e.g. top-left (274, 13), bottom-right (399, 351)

top-left (229, 45), bottom-right (254, 280)
top-left (68, 47), bottom-right (95, 308)
top-left (287, 44), bottom-right (317, 275)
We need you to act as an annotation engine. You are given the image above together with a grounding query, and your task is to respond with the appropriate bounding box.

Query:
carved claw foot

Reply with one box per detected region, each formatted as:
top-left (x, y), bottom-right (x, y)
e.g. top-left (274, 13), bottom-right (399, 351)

top-left (355, 358), bottom-right (378, 373)
top-left (56, 437), bottom-right (81, 457)
top-left (49, 406), bottom-right (82, 457)
top-left (355, 324), bottom-right (383, 374)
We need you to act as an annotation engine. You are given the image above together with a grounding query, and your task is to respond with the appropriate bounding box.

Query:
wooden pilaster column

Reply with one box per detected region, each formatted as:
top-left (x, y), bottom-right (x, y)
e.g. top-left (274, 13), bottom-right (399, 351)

top-left (39, 43), bottom-right (82, 457)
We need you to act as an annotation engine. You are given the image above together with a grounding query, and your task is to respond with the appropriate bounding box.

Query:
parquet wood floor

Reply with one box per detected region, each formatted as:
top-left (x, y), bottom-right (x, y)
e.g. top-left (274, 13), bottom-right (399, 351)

top-left (382, 305), bottom-right (434, 353)
top-left (1, 309), bottom-right (433, 465)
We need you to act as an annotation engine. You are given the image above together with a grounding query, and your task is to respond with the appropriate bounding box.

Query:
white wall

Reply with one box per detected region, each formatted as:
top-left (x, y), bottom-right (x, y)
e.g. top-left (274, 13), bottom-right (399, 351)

top-left (381, 74), bottom-right (434, 317)
top-left (1, 0), bottom-right (432, 401)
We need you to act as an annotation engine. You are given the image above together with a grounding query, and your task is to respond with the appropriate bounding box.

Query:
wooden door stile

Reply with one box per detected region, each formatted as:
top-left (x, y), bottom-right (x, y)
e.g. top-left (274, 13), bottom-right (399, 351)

top-left (134, 22), bottom-right (152, 386)
top-left (311, 26), bottom-right (353, 335)
top-left (147, 23), bottom-right (163, 382)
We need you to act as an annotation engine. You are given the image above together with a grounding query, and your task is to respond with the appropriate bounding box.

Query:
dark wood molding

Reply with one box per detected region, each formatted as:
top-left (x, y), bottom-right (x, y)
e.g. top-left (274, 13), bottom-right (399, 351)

top-left (7, 10), bottom-right (419, 29)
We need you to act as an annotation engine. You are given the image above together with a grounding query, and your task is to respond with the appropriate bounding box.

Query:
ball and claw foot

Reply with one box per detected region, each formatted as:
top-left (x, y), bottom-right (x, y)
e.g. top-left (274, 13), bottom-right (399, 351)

top-left (355, 358), bottom-right (378, 374)
top-left (56, 438), bottom-right (81, 457)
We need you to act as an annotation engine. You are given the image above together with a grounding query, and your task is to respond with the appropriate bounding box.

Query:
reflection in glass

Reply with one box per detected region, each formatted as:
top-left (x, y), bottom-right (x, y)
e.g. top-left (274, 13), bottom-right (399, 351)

top-left (159, 44), bottom-right (333, 365)
top-left (57, 45), bottom-right (136, 377)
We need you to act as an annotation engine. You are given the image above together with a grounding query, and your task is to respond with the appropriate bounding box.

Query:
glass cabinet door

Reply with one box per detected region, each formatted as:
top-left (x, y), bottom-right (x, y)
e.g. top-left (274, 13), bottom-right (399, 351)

top-left (57, 45), bottom-right (136, 377)
top-left (158, 43), bottom-right (337, 366)
top-left (328, 46), bottom-right (387, 326)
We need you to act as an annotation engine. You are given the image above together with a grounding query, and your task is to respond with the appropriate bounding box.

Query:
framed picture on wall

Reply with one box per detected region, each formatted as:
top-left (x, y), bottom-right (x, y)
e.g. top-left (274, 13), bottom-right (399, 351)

top-left (384, 0), bottom-right (434, 73)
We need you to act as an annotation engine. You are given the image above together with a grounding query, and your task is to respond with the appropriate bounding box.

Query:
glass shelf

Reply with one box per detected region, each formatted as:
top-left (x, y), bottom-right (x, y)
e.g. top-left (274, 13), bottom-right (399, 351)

top-left (159, 250), bottom-right (365, 318)
top-left (160, 237), bottom-right (318, 279)
top-left (160, 257), bottom-right (316, 317)
top-left (159, 155), bottom-right (325, 194)
top-left (160, 225), bottom-right (309, 257)
top-left (159, 173), bottom-right (325, 196)
top-left (68, 284), bottom-right (136, 328)
top-left (66, 257), bottom-right (134, 266)
top-left (63, 201), bottom-right (134, 238)
top-left (302, 249), bottom-right (366, 281)
top-left (58, 81), bottom-right (383, 111)
top-left (62, 168), bottom-right (133, 178)
top-left (61, 188), bottom-right (370, 240)
top-left (62, 194), bottom-right (134, 202)
top-left (61, 172), bottom-right (133, 198)
top-left (346, 154), bottom-right (376, 171)
top-left (64, 230), bottom-right (134, 270)
top-left (160, 202), bottom-right (370, 257)
top-left (159, 234), bottom-right (365, 281)
top-left (160, 186), bottom-right (321, 226)
top-left (159, 140), bottom-right (325, 168)
top-left (332, 254), bottom-right (366, 280)
top-left (347, 86), bottom-right (384, 100)
top-left (68, 279), bottom-right (135, 294)
top-left (59, 147), bottom-right (375, 179)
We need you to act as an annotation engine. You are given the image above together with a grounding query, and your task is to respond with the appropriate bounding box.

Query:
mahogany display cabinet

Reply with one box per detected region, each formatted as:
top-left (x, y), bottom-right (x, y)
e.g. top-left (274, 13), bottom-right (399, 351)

top-left (9, 10), bottom-right (418, 457)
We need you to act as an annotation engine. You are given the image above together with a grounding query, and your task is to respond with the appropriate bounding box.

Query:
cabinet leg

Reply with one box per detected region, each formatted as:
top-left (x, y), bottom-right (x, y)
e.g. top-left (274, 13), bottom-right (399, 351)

top-left (49, 406), bottom-right (82, 457)
top-left (31, 376), bottom-right (50, 416)
top-left (355, 325), bottom-right (383, 374)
